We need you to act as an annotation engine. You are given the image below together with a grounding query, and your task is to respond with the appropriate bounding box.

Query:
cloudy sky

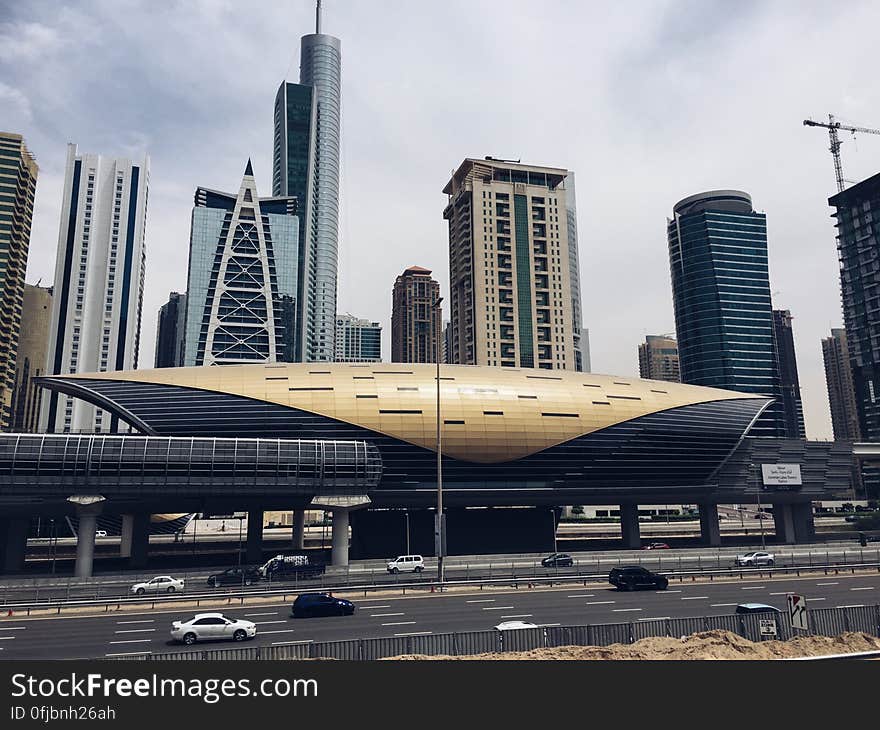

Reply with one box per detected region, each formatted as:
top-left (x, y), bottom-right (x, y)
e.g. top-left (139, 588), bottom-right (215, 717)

top-left (3, 0), bottom-right (880, 439)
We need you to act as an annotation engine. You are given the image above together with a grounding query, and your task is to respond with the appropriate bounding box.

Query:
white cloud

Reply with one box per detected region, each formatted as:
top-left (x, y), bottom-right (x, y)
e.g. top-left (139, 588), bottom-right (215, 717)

top-left (0, 82), bottom-right (32, 123)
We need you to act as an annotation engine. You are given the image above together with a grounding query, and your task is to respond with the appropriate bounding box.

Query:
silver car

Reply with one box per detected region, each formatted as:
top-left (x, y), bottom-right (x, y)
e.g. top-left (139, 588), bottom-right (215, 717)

top-left (130, 575), bottom-right (185, 595)
top-left (170, 613), bottom-right (257, 645)
top-left (734, 551), bottom-right (775, 567)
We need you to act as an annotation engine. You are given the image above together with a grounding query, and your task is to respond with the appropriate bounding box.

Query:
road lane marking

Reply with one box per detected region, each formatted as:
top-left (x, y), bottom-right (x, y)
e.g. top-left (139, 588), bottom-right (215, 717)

top-left (711, 603), bottom-right (737, 607)
top-left (663, 590), bottom-right (683, 594)
top-left (0, 636), bottom-right (16, 640)
top-left (358, 605), bottom-right (391, 609)
top-left (811, 598), bottom-right (827, 601)
top-left (639, 617), bottom-right (670, 621)
top-left (394, 631), bottom-right (433, 637)
top-left (114, 629), bottom-right (156, 634)
top-left (500, 614), bottom-right (533, 619)
top-left (109, 639), bottom-right (153, 645)
top-left (837, 604), bottom-right (865, 608)
top-left (613, 608), bottom-right (643, 613)
top-left (466, 599), bottom-right (495, 604)
top-left (0, 626), bottom-right (26, 630)
top-left (370, 613), bottom-right (405, 618)
top-left (741, 586), bottom-right (765, 590)
top-left (105, 651), bottom-right (152, 657)
top-left (584, 601), bottom-right (615, 605)
top-left (537, 623), bottom-right (561, 627)
top-left (816, 582), bottom-right (838, 586)
top-left (681, 596), bottom-right (709, 600)
top-left (255, 620), bottom-right (287, 625)
top-left (381, 621), bottom-right (416, 626)
top-left (116, 620), bottom-right (154, 625)
top-left (260, 629), bottom-right (297, 635)
top-left (271, 640), bottom-right (312, 646)
top-left (567, 594), bottom-right (594, 598)
top-left (851, 587), bottom-right (876, 591)
top-left (481, 606), bottom-right (515, 611)
top-left (244, 612), bottom-right (279, 617)
top-left (769, 592), bottom-right (790, 596)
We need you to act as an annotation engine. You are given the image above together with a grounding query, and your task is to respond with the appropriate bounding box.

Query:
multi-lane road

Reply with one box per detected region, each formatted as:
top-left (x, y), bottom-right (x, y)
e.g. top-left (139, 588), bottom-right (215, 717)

top-left (0, 572), bottom-right (877, 659)
top-left (2, 541), bottom-right (877, 605)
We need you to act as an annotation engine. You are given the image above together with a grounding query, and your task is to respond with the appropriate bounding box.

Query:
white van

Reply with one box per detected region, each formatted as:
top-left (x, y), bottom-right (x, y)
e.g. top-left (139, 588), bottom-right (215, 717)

top-left (386, 555), bottom-right (425, 574)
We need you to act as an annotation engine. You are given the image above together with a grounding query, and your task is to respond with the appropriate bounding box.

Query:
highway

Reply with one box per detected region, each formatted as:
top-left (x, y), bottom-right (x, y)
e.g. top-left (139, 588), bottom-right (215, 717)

top-left (1, 541), bottom-right (877, 605)
top-left (0, 572), bottom-right (877, 659)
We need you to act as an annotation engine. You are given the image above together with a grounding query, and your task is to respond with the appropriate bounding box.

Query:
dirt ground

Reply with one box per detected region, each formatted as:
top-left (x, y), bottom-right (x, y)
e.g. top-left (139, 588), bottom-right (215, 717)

top-left (388, 630), bottom-right (880, 660)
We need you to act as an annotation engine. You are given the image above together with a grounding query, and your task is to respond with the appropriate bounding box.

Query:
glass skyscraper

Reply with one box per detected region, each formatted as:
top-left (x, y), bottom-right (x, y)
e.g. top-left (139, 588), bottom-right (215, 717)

top-left (272, 7), bottom-right (341, 363)
top-left (667, 190), bottom-right (785, 436)
top-left (183, 161), bottom-right (298, 366)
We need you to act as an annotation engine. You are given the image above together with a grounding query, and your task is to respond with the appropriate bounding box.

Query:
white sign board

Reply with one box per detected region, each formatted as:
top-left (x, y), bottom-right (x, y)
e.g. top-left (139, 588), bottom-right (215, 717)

top-left (787, 593), bottom-right (808, 631)
top-left (759, 618), bottom-right (778, 637)
top-left (762, 464), bottom-right (803, 487)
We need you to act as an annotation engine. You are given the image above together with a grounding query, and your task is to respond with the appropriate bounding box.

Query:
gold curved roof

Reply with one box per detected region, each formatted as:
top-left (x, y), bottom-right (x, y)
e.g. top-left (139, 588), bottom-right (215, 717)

top-left (58, 363), bottom-right (767, 464)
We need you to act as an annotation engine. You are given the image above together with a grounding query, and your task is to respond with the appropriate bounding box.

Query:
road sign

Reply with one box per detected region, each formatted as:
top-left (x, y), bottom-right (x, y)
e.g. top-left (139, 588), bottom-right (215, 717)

top-left (787, 593), bottom-right (808, 631)
top-left (759, 618), bottom-right (778, 637)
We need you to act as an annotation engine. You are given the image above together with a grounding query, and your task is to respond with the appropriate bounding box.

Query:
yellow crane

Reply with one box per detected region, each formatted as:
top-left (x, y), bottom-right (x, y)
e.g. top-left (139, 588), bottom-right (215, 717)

top-left (803, 114), bottom-right (880, 192)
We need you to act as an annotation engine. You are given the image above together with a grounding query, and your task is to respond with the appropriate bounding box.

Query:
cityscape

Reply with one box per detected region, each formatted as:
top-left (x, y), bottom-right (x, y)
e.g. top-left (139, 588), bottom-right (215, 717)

top-left (1, 0), bottom-right (880, 672)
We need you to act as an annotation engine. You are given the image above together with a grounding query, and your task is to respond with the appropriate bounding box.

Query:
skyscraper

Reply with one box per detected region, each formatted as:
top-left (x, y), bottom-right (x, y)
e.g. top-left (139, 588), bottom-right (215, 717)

top-left (273, 1), bottom-right (341, 363)
top-left (0, 132), bottom-right (38, 431)
top-left (829, 174), bottom-right (880, 452)
top-left (10, 284), bottom-right (51, 433)
top-left (565, 172), bottom-right (589, 372)
top-left (822, 328), bottom-right (861, 441)
top-left (444, 158), bottom-right (578, 370)
top-left (391, 266), bottom-right (441, 363)
top-left (334, 314), bottom-right (381, 362)
top-left (667, 190), bottom-right (784, 436)
top-left (638, 335), bottom-right (680, 382)
top-left (154, 291), bottom-right (186, 368)
top-left (772, 309), bottom-right (806, 438)
top-left (183, 162), bottom-right (298, 367)
top-left (41, 144), bottom-right (149, 434)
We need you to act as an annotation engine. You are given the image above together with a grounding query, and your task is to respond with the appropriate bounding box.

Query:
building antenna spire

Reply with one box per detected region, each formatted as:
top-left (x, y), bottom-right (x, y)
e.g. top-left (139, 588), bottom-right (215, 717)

top-left (316, 0), bottom-right (322, 33)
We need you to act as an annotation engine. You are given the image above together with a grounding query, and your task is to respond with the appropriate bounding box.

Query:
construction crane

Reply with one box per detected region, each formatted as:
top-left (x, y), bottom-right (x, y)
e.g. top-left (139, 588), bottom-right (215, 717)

top-left (803, 114), bottom-right (880, 193)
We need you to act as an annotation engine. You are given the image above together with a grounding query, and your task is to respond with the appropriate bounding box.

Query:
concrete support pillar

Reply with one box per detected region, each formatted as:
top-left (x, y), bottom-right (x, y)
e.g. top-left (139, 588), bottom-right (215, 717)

top-left (773, 504), bottom-right (796, 544)
top-left (73, 500), bottom-right (104, 579)
top-left (292, 510), bottom-right (306, 550)
top-left (698, 503), bottom-right (721, 546)
top-left (0, 518), bottom-right (29, 573)
top-left (792, 502), bottom-right (815, 544)
top-left (620, 504), bottom-right (641, 549)
top-left (246, 510), bottom-right (263, 564)
top-left (331, 507), bottom-right (350, 567)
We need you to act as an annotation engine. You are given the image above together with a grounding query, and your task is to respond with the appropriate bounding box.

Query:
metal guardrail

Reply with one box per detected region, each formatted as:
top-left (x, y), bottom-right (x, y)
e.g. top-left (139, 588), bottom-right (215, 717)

top-left (118, 603), bottom-right (880, 661)
top-left (3, 561), bottom-right (880, 616)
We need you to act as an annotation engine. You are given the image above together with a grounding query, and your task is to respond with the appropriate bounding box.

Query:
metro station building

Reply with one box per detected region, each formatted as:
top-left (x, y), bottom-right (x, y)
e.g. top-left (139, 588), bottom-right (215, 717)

top-left (0, 363), bottom-right (855, 574)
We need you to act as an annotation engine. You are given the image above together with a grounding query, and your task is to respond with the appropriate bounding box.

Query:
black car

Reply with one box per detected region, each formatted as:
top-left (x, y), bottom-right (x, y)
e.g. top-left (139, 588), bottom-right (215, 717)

top-left (291, 593), bottom-right (356, 619)
top-left (206, 566), bottom-right (261, 588)
top-left (608, 566), bottom-right (669, 591)
top-left (541, 553), bottom-right (574, 568)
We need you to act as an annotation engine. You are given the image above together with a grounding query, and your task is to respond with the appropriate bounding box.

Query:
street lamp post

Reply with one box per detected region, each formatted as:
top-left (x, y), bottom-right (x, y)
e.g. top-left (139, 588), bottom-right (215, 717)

top-left (433, 296), bottom-right (444, 586)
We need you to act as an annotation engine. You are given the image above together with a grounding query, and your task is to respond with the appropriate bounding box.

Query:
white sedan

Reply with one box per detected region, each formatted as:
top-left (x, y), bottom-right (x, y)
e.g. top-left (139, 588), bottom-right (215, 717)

top-left (130, 575), bottom-right (185, 595)
top-left (734, 551), bottom-right (775, 567)
top-left (171, 613), bottom-right (257, 645)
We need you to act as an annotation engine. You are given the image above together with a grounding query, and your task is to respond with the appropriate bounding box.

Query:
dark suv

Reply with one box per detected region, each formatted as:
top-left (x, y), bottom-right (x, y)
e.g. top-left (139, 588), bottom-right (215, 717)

top-left (206, 566), bottom-right (261, 588)
top-left (608, 566), bottom-right (669, 591)
top-left (291, 593), bottom-right (356, 619)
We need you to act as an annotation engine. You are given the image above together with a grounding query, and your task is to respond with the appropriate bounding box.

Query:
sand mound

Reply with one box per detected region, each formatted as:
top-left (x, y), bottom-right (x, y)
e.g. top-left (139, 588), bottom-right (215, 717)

top-left (388, 630), bottom-right (880, 660)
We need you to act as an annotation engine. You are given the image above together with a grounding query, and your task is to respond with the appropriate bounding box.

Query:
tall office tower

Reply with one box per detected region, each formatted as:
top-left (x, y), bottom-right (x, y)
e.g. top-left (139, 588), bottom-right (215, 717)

top-left (565, 172), bottom-right (588, 371)
top-left (42, 143), bottom-right (149, 434)
top-left (183, 161), bottom-right (298, 367)
top-left (442, 320), bottom-right (451, 364)
top-left (334, 313), bottom-right (381, 362)
top-left (667, 190), bottom-right (785, 436)
top-left (822, 329), bottom-right (862, 440)
top-left (638, 335), bottom-right (680, 382)
top-left (273, 1), bottom-right (341, 363)
top-left (772, 309), bottom-right (806, 438)
top-left (444, 158), bottom-right (577, 370)
top-left (391, 266), bottom-right (442, 363)
top-left (10, 284), bottom-right (51, 432)
top-left (830, 175), bottom-right (880, 458)
top-left (154, 291), bottom-right (187, 368)
top-left (0, 133), bottom-right (38, 430)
